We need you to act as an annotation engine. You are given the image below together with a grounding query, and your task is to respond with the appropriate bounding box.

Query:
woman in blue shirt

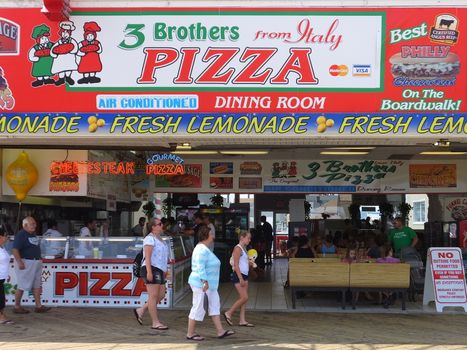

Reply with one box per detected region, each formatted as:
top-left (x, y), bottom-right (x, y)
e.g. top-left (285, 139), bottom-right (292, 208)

top-left (186, 226), bottom-right (234, 341)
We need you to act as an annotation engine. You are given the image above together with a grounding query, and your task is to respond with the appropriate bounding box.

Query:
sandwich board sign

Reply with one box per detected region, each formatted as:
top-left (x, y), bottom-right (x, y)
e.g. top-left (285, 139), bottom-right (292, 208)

top-left (423, 247), bottom-right (467, 312)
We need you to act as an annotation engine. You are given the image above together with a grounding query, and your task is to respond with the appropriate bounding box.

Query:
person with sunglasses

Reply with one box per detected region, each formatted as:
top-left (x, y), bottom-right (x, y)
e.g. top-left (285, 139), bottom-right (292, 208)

top-left (133, 218), bottom-right (170, 330)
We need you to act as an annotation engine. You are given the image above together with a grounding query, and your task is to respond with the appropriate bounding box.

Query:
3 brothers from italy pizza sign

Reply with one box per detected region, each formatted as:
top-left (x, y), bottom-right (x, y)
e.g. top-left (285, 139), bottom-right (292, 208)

top-left (0, 8), bottom-right (465, 138)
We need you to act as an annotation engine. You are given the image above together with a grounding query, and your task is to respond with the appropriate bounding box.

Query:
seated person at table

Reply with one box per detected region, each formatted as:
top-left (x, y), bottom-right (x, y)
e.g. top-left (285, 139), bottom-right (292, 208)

top-left (376, 246), bottom-right (400, 264)
top-left (341, 247), bottom-right (357, 263)
top-left (320, 235), bottom-right (336, 255)
top-left (290, 235), bottom-right (315, 258)
top-left (366, 234), bottom-right (381, 259)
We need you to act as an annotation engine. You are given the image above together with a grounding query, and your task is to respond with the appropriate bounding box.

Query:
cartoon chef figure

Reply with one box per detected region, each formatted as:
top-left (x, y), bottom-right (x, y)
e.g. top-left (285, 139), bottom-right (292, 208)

top-left (50, 20), bottom-right (78, 86)
top-left (28, 24), bottom-right (55, 87)
top-left (77, 22), bottom-right (103, 84)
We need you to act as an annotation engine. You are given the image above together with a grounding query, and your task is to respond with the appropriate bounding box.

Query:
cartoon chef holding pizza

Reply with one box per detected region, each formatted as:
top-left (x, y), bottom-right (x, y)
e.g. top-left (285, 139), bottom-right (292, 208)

top-left (50, 20), bottom-right (78, 86)
top-left (76, 21), bottom-right (103, 84)
top-left (28, 24), bottom-right (55, 87)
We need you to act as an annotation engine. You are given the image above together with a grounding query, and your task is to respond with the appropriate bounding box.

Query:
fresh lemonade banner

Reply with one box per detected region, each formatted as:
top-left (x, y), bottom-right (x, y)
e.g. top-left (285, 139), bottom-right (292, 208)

top-left (0, 7), bottom-right (465, 138)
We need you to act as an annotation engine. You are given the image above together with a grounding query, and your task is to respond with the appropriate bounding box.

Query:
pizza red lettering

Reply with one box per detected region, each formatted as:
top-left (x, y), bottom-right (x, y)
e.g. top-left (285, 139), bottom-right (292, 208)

top-left (174, 47), bottom-right (200, 83)
top-left (233, 48), bottom-right (276, 83)
top-left (79, 272), bottom-right (88, 296)
top-left (111, 273), bottom-right (132, 297)
top-left (89, 272), bottom-right (110, 296)
top-left (271, 48), bottom-right (318, 84)
top-left (55, 272), bottom-right (78, 295)
top-left (132, 277), bottom-right (146, 296)
top-left (138, 48), bottom-right (179, 83)
top-left (196, 47), bottom-right (239, 83)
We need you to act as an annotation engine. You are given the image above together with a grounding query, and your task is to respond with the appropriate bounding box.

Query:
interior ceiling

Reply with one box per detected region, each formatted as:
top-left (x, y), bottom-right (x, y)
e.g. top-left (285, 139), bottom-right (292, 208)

top-left (2, 135), bottom-right (466, 160)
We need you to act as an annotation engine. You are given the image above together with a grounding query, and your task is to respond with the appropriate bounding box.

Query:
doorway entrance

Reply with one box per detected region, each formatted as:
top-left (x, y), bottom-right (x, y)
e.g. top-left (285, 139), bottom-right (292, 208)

top-left (260, 210), bottom-right (290, 258)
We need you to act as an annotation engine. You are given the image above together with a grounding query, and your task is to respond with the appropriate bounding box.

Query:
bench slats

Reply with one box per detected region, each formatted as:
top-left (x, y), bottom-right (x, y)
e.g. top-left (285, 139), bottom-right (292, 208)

top-left (349, 263), bottom-right (410, 289)
top-left (289, 260), bottom-right (349, 288)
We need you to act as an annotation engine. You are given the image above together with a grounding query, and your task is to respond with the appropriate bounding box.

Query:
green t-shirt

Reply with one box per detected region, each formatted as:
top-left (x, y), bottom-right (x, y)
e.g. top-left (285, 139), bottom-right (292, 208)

top-left (389, 226), bottom-right (417, 253)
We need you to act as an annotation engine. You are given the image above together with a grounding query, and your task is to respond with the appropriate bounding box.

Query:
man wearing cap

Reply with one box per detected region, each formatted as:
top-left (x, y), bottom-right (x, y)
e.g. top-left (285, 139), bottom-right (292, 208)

top-left (77, 21), bottom-right (103, 84)
top-left (50, 20), bottom-right (78, 86)
top-left (28, 24), bottom-right (55, 87)
top-left (12, 217), bottom-right (51, 314)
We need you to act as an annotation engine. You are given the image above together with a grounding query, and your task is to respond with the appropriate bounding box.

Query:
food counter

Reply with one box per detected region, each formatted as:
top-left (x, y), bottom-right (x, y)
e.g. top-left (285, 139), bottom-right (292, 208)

top-left (4, 235), bottom-right (192, 309)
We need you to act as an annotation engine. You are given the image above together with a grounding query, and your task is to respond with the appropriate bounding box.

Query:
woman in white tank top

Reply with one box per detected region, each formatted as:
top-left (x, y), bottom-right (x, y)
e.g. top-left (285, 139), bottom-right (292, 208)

top-left (223, 230), bottom-right (254, 327)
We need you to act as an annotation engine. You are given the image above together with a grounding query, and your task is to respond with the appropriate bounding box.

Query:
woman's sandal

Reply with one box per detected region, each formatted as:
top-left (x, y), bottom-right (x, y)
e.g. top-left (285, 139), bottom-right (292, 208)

top-left (186, 334), bottom-right (204, 341)
top-left (239, 322), bottom-right (255, 327)
top-left (218, 330), bottom-right (235, 339)
top-left (223, 313), bottom-right (233, 326)
top-left (133, 309), bottom-right (143, 325)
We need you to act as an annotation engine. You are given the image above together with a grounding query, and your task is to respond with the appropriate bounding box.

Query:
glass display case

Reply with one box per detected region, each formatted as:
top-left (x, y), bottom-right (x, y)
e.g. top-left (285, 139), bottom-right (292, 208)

top-left (5, 235), bottom-right (193, 309)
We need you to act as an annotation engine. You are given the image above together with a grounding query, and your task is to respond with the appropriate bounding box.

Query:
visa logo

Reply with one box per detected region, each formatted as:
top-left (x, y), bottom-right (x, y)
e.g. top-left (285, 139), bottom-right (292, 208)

top-left (352, 65), bottom-right (371, 76)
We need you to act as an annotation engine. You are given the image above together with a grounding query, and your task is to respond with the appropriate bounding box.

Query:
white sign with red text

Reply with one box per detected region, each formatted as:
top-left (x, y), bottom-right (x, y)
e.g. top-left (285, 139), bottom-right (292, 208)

top-left (423, 248), bottom-right (467, 312)
top-left (71, 11), bottom-right (383, 89)
top-left (5, 260), bottom-right (171, 308)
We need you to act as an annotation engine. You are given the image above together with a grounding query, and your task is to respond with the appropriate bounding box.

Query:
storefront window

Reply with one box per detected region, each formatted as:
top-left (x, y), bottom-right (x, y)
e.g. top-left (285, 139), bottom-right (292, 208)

top-left (413, 200), bottom-right (427, 224)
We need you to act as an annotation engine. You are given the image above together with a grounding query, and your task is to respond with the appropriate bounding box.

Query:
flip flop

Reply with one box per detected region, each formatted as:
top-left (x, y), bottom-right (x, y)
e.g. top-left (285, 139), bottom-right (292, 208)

top-left (151, 325), bottom-right (169, 330)
top-left (0, 320), bottom-right (15, 325)
top-left (218, 330), bottom-right (235, 339)
top-left (239, 323), bottom-right (255, 327)
top-left (133, 309), bottom-right (143, 325)
top-left (186, 334), bottom-right (204, 341)
top-left (223, 313), bottom-right (233, 326)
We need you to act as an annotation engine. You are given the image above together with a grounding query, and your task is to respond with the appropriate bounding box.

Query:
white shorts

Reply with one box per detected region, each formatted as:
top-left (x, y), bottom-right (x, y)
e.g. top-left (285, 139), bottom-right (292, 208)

top-left (188, 285), bottom-right (220, 321)
top-left (14, 259), bottom-right (42, 291)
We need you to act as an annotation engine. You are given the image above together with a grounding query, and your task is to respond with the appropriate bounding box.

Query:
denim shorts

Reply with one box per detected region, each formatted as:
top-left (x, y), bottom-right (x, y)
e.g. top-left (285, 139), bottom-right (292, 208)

top-left (230, 272), bottom-right (249, 284)
top-left (141, 266), bottom-right (166, 285)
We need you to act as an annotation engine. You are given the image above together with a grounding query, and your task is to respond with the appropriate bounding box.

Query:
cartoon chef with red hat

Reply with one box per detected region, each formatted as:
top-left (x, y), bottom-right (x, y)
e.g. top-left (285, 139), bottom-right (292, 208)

top-left (28, 24), bottom-right (55, 87)
top-left (77, 21), bottom-right (103, 84)
top-left (50, 20), bottom-right (78, 86)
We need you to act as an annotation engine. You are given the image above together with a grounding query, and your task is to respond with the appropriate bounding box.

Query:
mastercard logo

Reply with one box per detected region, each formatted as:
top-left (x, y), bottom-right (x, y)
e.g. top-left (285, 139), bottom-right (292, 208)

top-left (329, 65), bottom-right (349, 76)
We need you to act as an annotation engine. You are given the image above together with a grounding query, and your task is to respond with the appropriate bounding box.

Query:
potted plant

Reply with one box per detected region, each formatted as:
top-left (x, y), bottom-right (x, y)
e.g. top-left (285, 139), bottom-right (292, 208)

top-left (210, 194), bottom-right (224, 208)
top-left (398, 202), bottom-right (413, 226)
top-left (142, 201), bottom-right (155, 220)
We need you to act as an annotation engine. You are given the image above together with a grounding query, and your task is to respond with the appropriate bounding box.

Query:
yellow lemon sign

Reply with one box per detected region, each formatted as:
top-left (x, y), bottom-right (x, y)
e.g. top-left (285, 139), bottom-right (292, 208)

top-left (6, 151), bottom-right (39, 201)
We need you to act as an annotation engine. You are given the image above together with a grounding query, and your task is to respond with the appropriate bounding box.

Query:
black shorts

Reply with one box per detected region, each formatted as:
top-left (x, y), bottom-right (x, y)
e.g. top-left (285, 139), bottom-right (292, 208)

top-left (230, 272), bottom-right (249, 284)
top-left (141, 266), bottom-right (166, 285)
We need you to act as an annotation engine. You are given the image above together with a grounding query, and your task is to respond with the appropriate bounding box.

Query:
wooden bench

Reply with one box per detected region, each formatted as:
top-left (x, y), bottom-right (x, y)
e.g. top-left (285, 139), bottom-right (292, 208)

top-left (349, 263), bottom-right (410, 310)
top-left (310, 257), bottom-right (341, 263)
top-left (288, 258), bottom-right (350, 309)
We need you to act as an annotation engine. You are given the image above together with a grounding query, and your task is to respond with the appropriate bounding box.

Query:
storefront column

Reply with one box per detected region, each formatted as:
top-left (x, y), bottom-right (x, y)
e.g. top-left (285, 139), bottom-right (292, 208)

top-left (427, 194), bottom-right (443, 222)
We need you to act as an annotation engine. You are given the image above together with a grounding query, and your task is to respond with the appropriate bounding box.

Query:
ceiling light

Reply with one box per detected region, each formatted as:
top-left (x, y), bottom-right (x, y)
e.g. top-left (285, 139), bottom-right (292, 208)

top-left (220, 150), bottom-right (269, 155)
top-left (172, 150), bottom-right (219, 155)
top-left (433, 139), bottom-right (451, 147)
top-left (181, 142), bottom-right (191, 147)
top-left (420, 151), bottom-right (467, 155)
top-left (324, 147), bottom-right (375, 150)
top-left (320, 151), bottom-right (369, 155)
top-left (175, 144), bottom-right (191, 151)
